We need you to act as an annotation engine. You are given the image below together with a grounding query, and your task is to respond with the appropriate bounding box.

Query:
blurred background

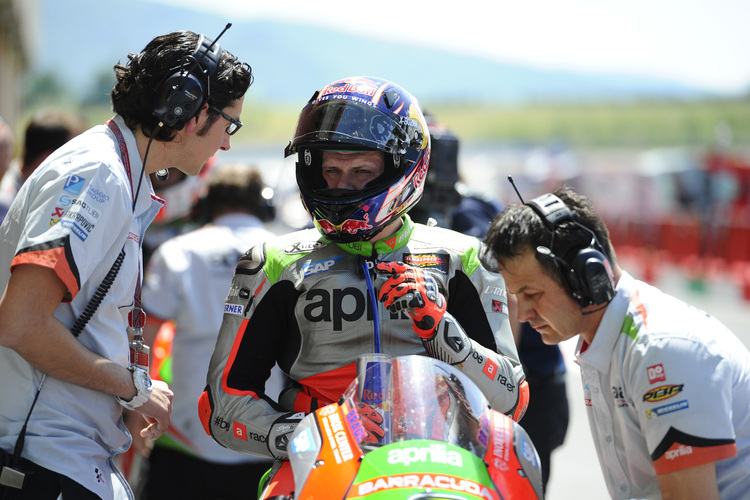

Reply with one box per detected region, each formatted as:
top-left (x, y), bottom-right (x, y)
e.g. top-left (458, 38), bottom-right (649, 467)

top-left (2, 1), bottom-right (750, 498)
top-left (3, 0), bottom-right (750, 276)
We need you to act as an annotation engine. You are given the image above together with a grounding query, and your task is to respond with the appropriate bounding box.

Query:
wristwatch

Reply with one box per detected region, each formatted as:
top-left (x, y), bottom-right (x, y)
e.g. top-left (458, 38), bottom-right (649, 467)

top-left (115, 367), bottom-right (153, 410)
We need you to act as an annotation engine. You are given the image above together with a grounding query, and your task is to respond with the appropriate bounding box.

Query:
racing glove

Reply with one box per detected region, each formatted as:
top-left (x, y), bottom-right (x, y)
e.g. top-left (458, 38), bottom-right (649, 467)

top-left (376, 262), bottom-right (446, 339)
top-left (356, 403), bottom-right (385, 442)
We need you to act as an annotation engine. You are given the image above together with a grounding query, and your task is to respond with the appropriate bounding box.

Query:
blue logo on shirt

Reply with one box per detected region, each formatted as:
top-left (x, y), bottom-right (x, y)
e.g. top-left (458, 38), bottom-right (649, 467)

top-left (224, 303), bottom-right (244, 316)
top-left (646, 399), bottom-right (689, 420)
top-left (303, 256), bottom-right (343, 277)
top-left (63, 174), bottom-right (87, 195)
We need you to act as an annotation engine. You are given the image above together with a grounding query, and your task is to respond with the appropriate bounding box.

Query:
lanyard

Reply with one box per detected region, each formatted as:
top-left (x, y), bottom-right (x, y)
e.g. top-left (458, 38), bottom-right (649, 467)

top-left (107, 120), bottom-right (148, 363)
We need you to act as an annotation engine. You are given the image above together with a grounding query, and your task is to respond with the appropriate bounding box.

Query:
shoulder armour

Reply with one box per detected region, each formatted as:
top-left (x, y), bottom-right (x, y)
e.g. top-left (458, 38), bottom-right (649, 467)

top-left (236, 243), bottom-right (266, 275)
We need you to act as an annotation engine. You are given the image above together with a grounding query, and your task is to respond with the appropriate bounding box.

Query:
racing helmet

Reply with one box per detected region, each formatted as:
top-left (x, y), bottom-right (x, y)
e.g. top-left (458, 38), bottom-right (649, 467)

top-left (284, 76), bottom-right (430, 242)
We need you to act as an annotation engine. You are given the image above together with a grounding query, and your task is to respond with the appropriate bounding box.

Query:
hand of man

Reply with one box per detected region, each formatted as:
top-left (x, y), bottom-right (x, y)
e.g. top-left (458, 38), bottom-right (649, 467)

top-left (376, 262), bottom-right (446, 339)
top-left (136, 379), bottom-right (173, 441)
top-left (356, 403), bottom-right (385, 442)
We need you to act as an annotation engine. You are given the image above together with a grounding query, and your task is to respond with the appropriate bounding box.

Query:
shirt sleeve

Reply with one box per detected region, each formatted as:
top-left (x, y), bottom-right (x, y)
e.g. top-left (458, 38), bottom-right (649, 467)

top-left (628, 335), bottom-right (737, 474)
top-left (11, 162), bottom-right (132, 300)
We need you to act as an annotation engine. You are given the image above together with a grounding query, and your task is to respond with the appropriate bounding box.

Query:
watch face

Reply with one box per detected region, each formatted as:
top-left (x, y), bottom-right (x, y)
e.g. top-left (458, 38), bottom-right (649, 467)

top-left (138, 369), bottom-right (152, 390)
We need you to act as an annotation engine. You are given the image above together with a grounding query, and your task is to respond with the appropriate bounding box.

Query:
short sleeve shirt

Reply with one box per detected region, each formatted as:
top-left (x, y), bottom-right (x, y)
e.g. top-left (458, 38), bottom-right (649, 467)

top-left (576, 272), bottom-right (750, 499)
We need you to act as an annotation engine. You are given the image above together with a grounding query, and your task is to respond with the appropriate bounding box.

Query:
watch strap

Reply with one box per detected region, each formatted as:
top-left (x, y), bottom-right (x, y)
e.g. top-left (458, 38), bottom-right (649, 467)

top-left (115, 367), bottom-right (153, 410)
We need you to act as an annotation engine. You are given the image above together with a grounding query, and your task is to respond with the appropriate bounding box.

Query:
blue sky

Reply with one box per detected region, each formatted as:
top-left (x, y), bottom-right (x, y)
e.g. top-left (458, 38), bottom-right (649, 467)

top-left (149, 0), bottom-right (750, 94)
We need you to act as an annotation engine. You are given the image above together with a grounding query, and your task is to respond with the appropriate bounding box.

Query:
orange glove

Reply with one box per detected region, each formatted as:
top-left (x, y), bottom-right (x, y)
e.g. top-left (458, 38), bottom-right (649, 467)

top-left (356, 403), bottom-right (385, 442)
top-left (377, 262), bottom-right (446, 339)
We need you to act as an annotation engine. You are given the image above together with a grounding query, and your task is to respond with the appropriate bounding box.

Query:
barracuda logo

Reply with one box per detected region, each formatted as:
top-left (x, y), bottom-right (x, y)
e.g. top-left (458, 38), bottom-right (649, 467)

top-left (387, 443), bottom-right (462, 467)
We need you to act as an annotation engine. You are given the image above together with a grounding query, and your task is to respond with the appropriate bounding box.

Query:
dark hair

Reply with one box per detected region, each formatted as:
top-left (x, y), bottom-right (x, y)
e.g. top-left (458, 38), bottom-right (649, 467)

top-left (483, 186), bottom-right (617, 285)
top-left (203, 164), bottom-right (267, 219)
top-left (110, 30), bottom-right (253, 141)
top-left (22, 108), bottom-right (86, 170)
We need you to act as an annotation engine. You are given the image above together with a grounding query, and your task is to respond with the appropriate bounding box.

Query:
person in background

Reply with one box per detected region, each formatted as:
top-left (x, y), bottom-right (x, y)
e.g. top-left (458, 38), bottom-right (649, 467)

top-left (201, 76), bottom-right (527, 497)
top-left (0, 115), bottom-right (17, 220)
top-left (0, 108), bottom-right (87, 223)
top-left (409, 116), bottom-right (569, 492)
top-left (0, 116), bottom-right (14, 178)
top-left (0, 28), bottom-right (252, 499)
top-left (484, 186), bottom-right (750, 499)
top-left (132, 163), bottom-right (285, 499)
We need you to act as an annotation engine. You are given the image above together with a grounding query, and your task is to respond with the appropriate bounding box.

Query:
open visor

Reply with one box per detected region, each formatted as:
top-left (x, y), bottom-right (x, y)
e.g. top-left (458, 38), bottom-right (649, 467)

top-left (285, 98), bottom-right (413, 158)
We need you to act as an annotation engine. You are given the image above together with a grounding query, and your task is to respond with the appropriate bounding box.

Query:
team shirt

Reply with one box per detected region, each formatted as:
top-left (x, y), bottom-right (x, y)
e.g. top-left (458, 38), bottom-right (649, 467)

top-left (576, 271), bottom-right (750, 499)
top-left (0, 115), bottom-right (163, 499)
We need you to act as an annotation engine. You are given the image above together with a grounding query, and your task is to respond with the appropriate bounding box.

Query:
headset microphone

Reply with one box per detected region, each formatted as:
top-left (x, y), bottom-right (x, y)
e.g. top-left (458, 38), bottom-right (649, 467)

top-left (155, 169), bottom-right (169, 181)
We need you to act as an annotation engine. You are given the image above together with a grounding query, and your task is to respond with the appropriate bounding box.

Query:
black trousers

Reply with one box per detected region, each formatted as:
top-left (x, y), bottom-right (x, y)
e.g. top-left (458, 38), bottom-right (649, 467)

top-left (0, 457), bottom-right (99, 500)
top-left (140, 445), bottom-right (273, 500)
top-left (520, 371), bottom-right (569, 491)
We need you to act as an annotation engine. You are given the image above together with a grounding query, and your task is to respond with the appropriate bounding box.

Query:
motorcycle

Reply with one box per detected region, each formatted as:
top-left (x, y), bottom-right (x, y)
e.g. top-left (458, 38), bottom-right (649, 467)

top-left (261, 354), bottom-right (544, 499)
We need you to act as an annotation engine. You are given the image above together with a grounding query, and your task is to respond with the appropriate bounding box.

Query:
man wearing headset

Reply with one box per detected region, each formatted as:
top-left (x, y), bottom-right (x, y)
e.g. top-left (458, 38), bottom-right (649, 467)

top-left (0, 29), bottom-right (251, 499)
top-left (483, 186), bottom-right (750, 499)
top-left (201, 76), bottom-right (528, 496)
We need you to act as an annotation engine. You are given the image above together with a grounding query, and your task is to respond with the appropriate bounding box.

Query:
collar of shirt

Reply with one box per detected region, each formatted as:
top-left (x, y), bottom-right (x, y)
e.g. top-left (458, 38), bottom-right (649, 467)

top-left (576, 270), bottom-right (636, 373)
top-left (110, 114), bottom-right (161, 217)
top-left (334, 215), bottom-right (415, 257)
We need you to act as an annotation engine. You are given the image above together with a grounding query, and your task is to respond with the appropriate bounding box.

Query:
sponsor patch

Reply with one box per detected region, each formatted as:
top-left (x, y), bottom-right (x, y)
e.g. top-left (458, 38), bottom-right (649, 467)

top-left (482, 358), bottom-right (499, 379)
top-left (224, 303), bottom-right (244, 316)
top-left (60, 220), bottom-right (89, 241)
top-left (483, 285), bottom-right (508, 300)
top-left (63, 174), bottom-right (86, 195)
top-left (283, 240), bottom-right (324, 254)
top-left (303, 256), bottom-right (343, 277)
top-left (233, 422), bottom-right (248, 441)
top-left (402, 253), bottom-right (449, 274)
top-left (491, 300), bottom-right (504, 313)
top-left (646, 399), bottom-right (689, 420)
top-left (647, 364), bottom-right (666, 384)
top-left (643, 384), bottom-right (684, 403)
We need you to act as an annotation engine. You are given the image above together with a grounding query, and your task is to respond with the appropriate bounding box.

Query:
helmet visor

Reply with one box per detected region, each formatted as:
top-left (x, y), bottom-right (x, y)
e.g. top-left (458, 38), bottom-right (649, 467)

top-left (285, 99), bottom-right (408, 157)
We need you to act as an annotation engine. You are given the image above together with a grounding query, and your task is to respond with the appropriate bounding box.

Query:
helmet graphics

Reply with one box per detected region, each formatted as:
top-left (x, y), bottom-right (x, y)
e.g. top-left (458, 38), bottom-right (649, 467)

top-left (285, 76), bottom-right (430, 242)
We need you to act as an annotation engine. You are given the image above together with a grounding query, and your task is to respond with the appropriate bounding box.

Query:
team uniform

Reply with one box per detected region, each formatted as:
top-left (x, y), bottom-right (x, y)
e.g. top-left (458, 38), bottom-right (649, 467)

top-left (0, 115), bottom-right (163, 499)
top-left (201, 215), bottom-right (524, 460)
top-left (576, 271), bottom-right (750, 499)
top-left (140, 212), bottom-right (286, 497)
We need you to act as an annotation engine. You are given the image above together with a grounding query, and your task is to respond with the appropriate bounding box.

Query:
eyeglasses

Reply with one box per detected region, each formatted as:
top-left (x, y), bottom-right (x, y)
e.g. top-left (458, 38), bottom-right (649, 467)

top-left (210, 105), bottom-right (242, 135)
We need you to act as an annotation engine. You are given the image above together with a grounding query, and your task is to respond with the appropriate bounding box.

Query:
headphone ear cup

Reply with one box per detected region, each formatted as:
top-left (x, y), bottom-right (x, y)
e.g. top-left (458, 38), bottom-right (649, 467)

top-left (153, 71), bottom-right (206, 129)
top-left (570, 247), bottom-right (615, 306)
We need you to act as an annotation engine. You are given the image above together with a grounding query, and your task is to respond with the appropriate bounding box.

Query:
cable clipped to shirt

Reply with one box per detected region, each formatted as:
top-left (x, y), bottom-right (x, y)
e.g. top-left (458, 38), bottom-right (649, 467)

top-left (70, 249), bottom-right (126, 338)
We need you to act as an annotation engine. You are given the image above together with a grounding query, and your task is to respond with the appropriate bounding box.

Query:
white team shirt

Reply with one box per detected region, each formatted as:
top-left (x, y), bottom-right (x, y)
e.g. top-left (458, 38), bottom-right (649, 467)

top-left (0, 115), bottom-right (163, 499)
top-left (576, 271), bottom-right (750, 499)
top-left (142, 212), bottom-right (284, 463)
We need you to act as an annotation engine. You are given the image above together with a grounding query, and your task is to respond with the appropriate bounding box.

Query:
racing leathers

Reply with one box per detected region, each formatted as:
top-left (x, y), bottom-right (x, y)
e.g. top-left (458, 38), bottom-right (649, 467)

top-left (200, 216), bottom-right (527, 460)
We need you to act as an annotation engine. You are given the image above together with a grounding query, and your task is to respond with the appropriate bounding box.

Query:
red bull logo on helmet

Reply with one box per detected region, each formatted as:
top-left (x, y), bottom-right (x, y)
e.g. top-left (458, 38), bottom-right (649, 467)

top-left (317, 214), bottom-right (374, 235)
top-left (341, 213), bottom-right (373, 234)
top-left (318, 78), bottom-right (380, 100)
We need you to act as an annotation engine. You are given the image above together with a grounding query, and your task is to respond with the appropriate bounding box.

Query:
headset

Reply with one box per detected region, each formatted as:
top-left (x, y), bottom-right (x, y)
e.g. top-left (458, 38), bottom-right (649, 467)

top-left (526, 192), bottom-right (615, 309)
top-left (153, 24), bottom-right (231, 130)
top-left (152, 23), bottom-right (231, 181)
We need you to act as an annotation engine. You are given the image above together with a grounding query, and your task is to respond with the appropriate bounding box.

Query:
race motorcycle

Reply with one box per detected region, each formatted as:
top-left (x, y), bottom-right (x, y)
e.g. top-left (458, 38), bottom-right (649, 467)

top-left (261, 354), bottom-right (544, 499)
